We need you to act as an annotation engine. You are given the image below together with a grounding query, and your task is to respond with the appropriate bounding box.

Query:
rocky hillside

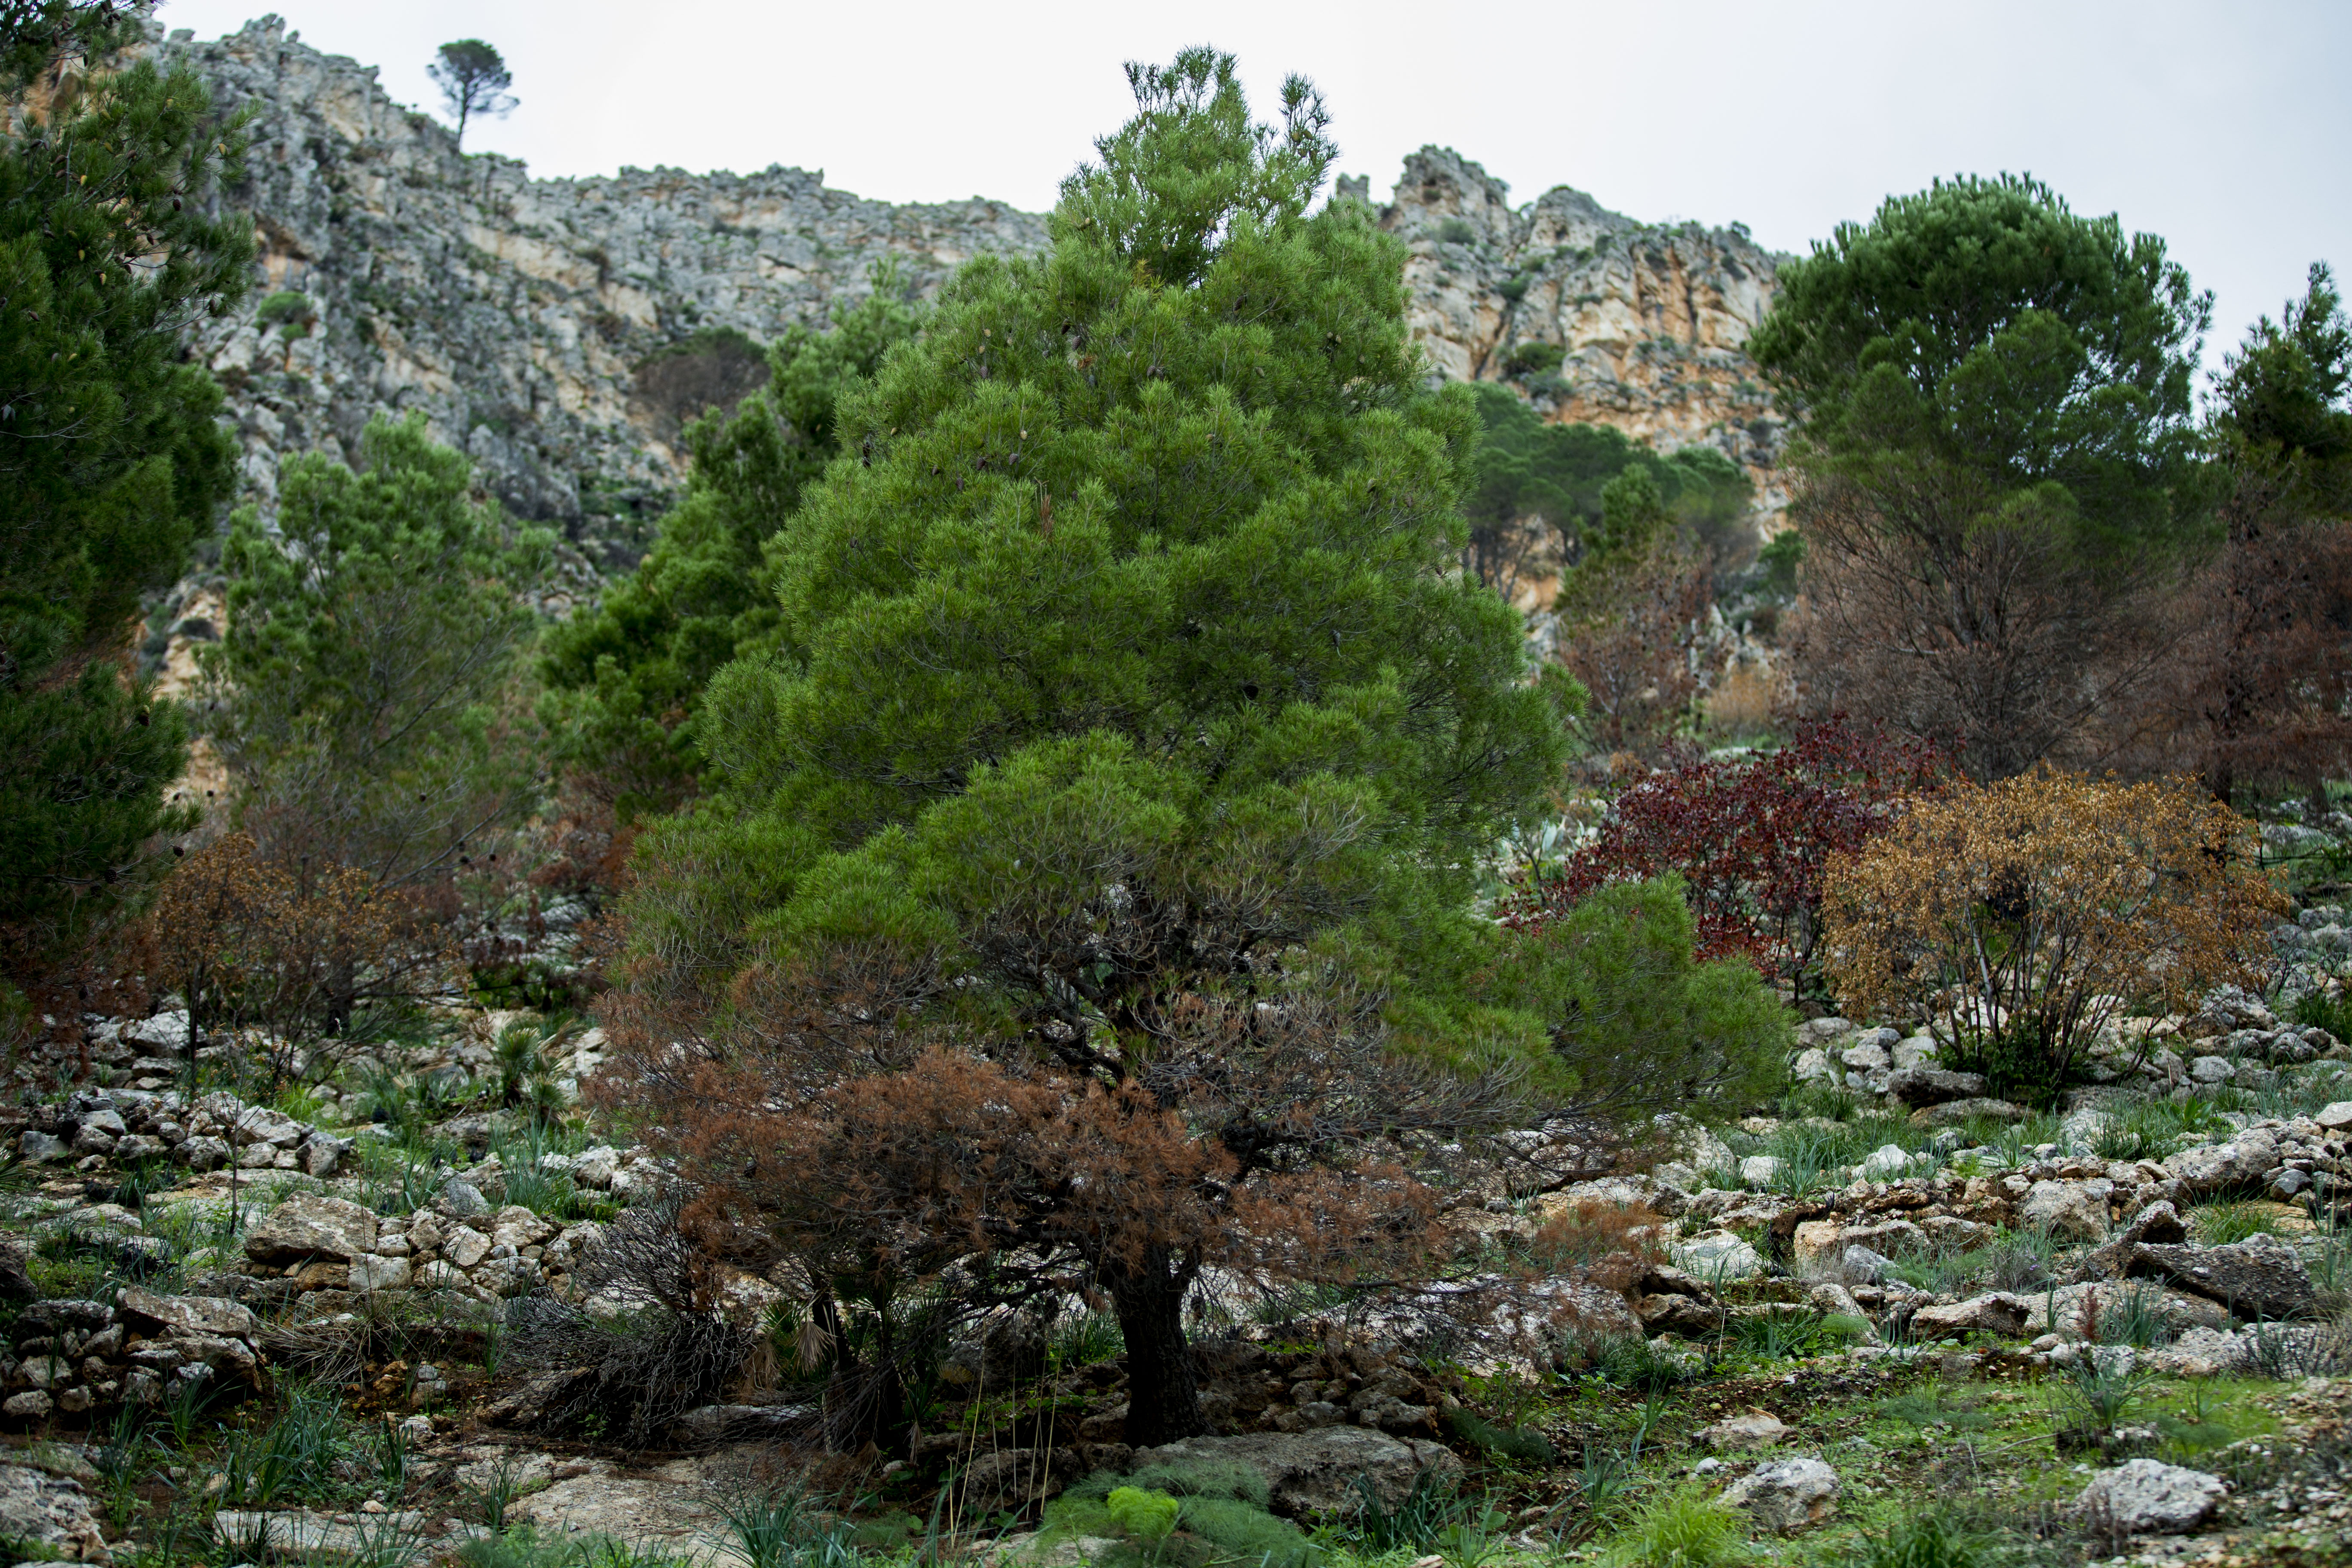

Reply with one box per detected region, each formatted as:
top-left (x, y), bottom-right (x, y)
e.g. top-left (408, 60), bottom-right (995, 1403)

top-left (1348, 150), bottom-right (1789, 519)
top-left (150, 18), bottom-right (1787, 585)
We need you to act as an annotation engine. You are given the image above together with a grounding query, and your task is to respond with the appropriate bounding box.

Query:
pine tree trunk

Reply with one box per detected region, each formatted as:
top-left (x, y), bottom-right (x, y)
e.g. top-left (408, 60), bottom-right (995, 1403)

top-left (1109, 1249), bottom-right (1206, 1446)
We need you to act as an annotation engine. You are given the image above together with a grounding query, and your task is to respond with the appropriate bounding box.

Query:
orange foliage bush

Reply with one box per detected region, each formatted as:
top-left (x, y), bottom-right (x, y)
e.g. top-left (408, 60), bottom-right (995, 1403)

top-left (1822, 771), bottom-right (2286, 1099)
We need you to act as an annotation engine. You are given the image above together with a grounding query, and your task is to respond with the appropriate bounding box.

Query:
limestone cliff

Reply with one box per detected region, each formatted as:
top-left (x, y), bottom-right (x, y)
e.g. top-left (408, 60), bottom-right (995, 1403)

top-left (150, 17), bottom-right (1047, 575)
top-left (152, 20), bottom-right (1787, 584)
top-left (1348, 148), bottom-right (1790, 527)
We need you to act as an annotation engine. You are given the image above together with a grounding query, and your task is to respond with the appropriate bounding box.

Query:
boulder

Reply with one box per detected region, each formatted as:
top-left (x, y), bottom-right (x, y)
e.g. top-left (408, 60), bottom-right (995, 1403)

top-left (1910, 1097), bottom-right (2027, 1127)
top-left (674, 1403), bottom-right (818, 1444)
top-left (434, 1179), bottom-right (493, 1220)
top-left (2071, 1458), bottom-right (2226, 1534)
top-left (1738, 1155), bottom-right (1785, 1187)
top-left (1134, 1428), bottom-right (1462, 1518)
top-left (1695, 1409), bottom-right (1788, 1449)
top-left (1722, 1456), bottom-right (1839, 1533)
top-left (2146, 1326), bottom-right (2252, 1378)
top-left (1884, 1066), bottom-right (1988, 1106)
top-left (1909, 1293), bottom-right (2029, 1339)
top-left (347, 1254), bottom-right (413, 1293)
top-left (19, 1129), bottom-right (67, 1163)
top-left (444, 1225), bottom-right (492, 1269)
top-left (1670, 1230), bottom-right (1765, 1283)
top-left (243, 1195), bottom-right (378, 1263)
top-left (2317, 1100), bottom-right (2352, 1131)
top-left (2021, 1179), bottom-right (2111, 1241)
top-left (2163, 1132), bottom-right (2278, 1197)
top-left (118, 1288), bottom-right (257, 1341)
top-left (2124, 1234), bottom-right (2316, 1320)
top-left (174, 1135), bottom-right (230, 1170)
top-left (0, 1459), bottom-right (112, 1562)
top-left (1794, 1218), bottom-right (1925, 1277)
top-left (300, 1135), bottom-right (352, 1178)
top-left (1857, 1144), bottom-right (1912, 1179)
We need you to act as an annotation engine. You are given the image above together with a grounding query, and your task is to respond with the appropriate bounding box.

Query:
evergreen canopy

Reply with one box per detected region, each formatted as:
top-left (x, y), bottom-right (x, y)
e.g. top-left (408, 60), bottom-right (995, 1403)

top-left (630, 47), bottom-right (1781, 1100)
top-left (538, 272), bottom-right (924, 815)
top-left (0, 3), bottom-right (252, 936)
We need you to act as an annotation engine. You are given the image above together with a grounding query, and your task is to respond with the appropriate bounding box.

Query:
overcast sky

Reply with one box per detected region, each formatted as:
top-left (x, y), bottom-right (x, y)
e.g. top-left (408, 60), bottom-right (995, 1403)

top-left (159, 0), bottom-right (2350, 386)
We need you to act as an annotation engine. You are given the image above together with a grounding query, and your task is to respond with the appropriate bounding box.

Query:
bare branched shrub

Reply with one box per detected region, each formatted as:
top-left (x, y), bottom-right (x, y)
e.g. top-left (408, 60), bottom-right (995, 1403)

top-left (1822, 771), bottom-right (2287, 1100)
top-left (504, 1199), bottom-right (755, 1446)
top-left (1556, 551), bottom-right (1712, 759)
top-left (138, 834), bottom-right (439, 1075)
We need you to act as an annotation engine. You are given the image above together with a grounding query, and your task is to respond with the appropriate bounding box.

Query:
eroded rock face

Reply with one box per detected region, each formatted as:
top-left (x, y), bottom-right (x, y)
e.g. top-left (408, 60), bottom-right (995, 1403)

top-left (0, 1461), bottom-right (113, 1562)
top-left (145, 18), bottom-right (1052, 576)
top-left (1357, 147), bottom-right (1788, 570)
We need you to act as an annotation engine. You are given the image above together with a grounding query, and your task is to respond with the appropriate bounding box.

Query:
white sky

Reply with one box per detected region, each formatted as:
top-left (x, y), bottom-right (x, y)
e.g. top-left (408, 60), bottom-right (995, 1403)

top-left (158, 0), bottom-right (2352, 385)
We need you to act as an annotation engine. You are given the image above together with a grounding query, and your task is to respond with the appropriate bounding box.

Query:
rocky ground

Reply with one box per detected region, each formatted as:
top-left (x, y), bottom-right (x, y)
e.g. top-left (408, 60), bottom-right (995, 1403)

top-left (5, 895), bottom-right (2352, 1565)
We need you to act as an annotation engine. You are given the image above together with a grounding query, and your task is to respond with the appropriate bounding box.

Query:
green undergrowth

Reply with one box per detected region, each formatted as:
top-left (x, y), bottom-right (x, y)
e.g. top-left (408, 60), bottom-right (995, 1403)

top-left (1045, 1461), bottom-right (1318, 1568)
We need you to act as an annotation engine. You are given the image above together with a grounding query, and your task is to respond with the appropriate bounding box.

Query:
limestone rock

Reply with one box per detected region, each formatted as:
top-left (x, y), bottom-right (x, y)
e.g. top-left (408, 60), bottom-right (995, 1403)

top-left (1909, 1293), bottom-right (2028, 1339)
top-left (1135, 1427), bottom-right (1462, 1518)
top-left (1909, 1096), bottom-right (2027, 1127)
top-left (2021, 1179), bottom-right (2111, 1242)
top-left (1695, 1409), bottom-right (1788, 1449)
top-left (2071, 1458), bottom-right (2226, 1534)
top-left (2123, 1234), bottom-right (2316, 1320)
top-left (1884, 1066), bottom-right (1988, 1106)
top-left (1722, 1456), bottom-right (1839, 1533)
top-left (243, 1195), bottom-right (379, 1263)
top-left (0, 1460), bottom-right (112, 1561)
top-left (118, 1288), bottom-right (257, 1341)
top-left (1669, 1229), bottom-right (1764, 1283)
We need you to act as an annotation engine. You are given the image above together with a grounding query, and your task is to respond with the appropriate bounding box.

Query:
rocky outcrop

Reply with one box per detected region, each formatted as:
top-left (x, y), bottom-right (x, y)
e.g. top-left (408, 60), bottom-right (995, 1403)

top-left (138, 24), bottom-right (1787, 597)
top-left (1348, 149), bottom-right (1788, 530)
top-left (145, 17), bottom-right (1050, 576)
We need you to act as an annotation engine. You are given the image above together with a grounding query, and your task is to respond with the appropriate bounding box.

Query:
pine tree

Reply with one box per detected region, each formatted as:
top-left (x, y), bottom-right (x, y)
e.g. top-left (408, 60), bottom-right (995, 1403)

top-left (427, 39), bottom-right (515, 150)
top-left (1750, 174), bottom-right (2213, 775)
top-left (0, 2), bottom-right (254, 946)
top-left (204, 415), bottom-right (551, 900)
top-left (536, 270), bottom-right (923, 815)
top-left (606, 51), bottom-right (1784, 1446)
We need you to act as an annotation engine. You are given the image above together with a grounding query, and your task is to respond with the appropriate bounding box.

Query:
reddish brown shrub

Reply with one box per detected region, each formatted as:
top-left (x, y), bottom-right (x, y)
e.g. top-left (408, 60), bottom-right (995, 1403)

top-left (1515, 718), bottom-right (1944, 995)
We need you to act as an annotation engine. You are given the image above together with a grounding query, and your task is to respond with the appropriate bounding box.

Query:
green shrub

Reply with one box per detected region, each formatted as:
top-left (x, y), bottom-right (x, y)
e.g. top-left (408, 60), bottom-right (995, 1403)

top-left (1597, 1483), bottom-right (1748, 1568)
top-left (1501, 340), bottom-right (1566, 379)
top-left (2194, 1201), bottom-right (2284, 1244)
top-left (1051, 1464), bottom-right (1314, 1568)
top-left (1436, 218), bottom-right (1477, 245)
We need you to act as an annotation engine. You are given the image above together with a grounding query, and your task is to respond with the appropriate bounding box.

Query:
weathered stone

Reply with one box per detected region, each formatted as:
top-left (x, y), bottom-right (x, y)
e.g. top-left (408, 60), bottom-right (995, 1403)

top-left (243, 1194), bottom-right (378, 1263)
top-left (2070, 1458), bottom-right (2226, 1534)
top-left (1670, 1229), bottom-right (1765, 1283)
top-left (1909, 1293), bottom-right (2029, 1339)
top-left (118, 1289), bottom-right (257, 1341)
top-left (1695, 1409), bottom-right (1788, 1449)
top-left (173, 1134), bottom-right (230, 1170)
top-left (1884, 1066), bottom-right (1988, 1106)
top-left (1135, 1428), bottom-right (1462, 1518)
top-left (444, 1225), bottom-right (493, 1269)
top-left (1738, 1155), bottom-right (1785, 1187)
top-left (19, 1129), bottom-right (67, 1162)
top-left (1909, 1097), bottom-right (2027, 1127)
top-left (347, 1254), bottom-right (413, 1293)
top-left (1857, 1143), bottom-right (1913, 1179)
top-left (1722, 1456), bottom-right (1839, 1533)
top-left (2021, 1179), bottom-right (2111, 1241)
top-left (435, 1179), bottom-right (493, 1220)
top-left (300, 1135), bottom-right (352, 1178)
top-left (2125, 1234), bottom-right (2316, 1320)
top-left (0, 1459), bottom-right (112, 1561)
top-left (210, 1510), bottom-right (427, 1559)
top-left (2317, 1100), bottom-right (2352, 1131)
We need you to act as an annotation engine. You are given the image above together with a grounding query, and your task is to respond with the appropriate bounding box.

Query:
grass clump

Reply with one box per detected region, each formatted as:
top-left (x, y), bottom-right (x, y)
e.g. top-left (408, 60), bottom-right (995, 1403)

top-left (1597, 1482), bottom-right (1749, 1568)
top-left (1447, 1406), bottom-right (1556, 1463)
top-left (1834, 1510), bottom-right (1988, 1568)
top-left (2193, 1201), bottom-right (2286, 1244)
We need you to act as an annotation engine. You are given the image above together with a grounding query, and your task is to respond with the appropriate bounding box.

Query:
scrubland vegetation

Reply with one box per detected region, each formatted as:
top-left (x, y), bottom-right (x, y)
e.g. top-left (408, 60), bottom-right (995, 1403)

top-left (4, 4), bottom-right (2352, 1567)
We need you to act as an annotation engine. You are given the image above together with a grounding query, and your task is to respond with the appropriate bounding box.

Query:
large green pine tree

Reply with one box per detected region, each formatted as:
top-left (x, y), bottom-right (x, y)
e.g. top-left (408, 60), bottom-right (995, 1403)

top-left (0, 1), bottom-right (254, 948)
top-left (621, 50), bottom-right (1785, 1443)
top-left (205, 415), bottom-right (550, 894)
top-left (537, 270), bottom-right (923, 815)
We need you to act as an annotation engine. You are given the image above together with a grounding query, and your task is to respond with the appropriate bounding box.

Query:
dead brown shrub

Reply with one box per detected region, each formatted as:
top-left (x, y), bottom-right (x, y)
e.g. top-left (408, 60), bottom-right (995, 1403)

top-left (1523, 1200), bottom-right (1670, 1279)
top-left (1821, 770), bottom-right (2287, 1099)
